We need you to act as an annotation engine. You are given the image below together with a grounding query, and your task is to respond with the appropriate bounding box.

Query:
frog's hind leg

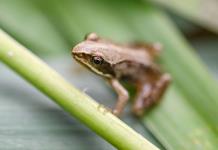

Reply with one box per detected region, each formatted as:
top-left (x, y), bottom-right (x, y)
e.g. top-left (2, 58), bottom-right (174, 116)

top-left (144, 73), bottom-right (171, 109)
top-left (132, 73), bottom-right (171, 116)
top-left (132, 84), bottom-right (153, 116)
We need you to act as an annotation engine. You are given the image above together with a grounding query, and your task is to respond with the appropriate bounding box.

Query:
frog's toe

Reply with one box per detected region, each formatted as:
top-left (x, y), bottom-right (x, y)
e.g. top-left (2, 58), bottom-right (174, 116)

top-left (112, 109), bottom-right (122, 117)
top-left (132, 106), bottom-right (145, 117)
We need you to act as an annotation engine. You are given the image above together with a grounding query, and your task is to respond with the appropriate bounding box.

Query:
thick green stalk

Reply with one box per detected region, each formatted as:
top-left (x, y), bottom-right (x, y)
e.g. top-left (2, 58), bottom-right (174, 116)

top-left (0, 29), bottom-right (158, 150)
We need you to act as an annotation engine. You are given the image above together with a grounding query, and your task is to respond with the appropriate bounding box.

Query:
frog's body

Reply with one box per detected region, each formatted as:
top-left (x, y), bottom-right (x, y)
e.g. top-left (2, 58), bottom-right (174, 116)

top-left (72, 33), bottom-right (171, 116)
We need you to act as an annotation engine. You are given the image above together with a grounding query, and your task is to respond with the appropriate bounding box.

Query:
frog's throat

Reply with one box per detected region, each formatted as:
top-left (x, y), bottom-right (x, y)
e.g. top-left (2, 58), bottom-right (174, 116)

top-left (74, 55), bottom-right (112, 78)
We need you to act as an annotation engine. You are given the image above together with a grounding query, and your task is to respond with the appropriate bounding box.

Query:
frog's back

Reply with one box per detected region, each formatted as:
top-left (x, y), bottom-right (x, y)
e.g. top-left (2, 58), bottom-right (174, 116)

top-left (119, 47), bottom-right (152, 66)
top-left (100, 41), bottom-right (153, 66)
top-left (112, 47), bottom-right (161, 82)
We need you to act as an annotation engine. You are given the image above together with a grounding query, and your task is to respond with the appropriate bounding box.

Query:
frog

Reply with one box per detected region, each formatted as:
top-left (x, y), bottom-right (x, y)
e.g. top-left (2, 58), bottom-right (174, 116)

top-left (72, 33), bottom-right (171, 116)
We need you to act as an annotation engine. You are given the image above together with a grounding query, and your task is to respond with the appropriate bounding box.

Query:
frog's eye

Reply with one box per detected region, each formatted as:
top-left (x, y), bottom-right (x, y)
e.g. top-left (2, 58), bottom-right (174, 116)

top-left (92, 56), bottom-right (103, 65)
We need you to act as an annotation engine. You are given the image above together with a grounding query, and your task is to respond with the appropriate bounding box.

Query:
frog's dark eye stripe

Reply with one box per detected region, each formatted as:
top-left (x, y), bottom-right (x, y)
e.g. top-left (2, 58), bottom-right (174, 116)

top-left (92, 56), bottom-right (103, 65)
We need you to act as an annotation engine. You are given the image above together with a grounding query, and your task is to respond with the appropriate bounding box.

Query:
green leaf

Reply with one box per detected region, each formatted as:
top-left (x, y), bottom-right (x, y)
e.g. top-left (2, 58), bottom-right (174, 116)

top-left (149, 0), bottom-right (218, 34)
top-left (0, 0), bottom-right (69, 56)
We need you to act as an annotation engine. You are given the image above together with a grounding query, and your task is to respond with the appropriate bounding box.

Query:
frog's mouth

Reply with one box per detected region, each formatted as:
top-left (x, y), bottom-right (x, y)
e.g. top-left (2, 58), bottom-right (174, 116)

top-left (73, 55), bottom-right (112, 78)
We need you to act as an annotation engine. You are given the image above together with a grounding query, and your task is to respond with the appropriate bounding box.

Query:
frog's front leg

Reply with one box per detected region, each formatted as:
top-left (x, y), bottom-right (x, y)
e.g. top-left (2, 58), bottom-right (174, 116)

top-left (109, 79), bottom-right (129, 116)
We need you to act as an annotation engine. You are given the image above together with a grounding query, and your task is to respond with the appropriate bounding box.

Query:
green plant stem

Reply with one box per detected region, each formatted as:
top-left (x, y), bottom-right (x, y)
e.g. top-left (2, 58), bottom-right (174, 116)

top-left (0, 29), bottom-right (158, 150)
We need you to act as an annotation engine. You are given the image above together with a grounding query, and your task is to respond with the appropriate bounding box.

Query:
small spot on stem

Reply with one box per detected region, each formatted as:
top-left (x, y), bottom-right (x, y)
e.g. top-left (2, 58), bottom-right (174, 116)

top-left (97, 104), bottom-right (109, 115)
top-left (7, 51), bottom-right (14, 57)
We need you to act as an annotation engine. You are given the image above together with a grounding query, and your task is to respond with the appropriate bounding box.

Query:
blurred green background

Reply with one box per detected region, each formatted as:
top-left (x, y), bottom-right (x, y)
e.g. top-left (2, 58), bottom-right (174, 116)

top-left (0, 0), bottom-right (217, 149)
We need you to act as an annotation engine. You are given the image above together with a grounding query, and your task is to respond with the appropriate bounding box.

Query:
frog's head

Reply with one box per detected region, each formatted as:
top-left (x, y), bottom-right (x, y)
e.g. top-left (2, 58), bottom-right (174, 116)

top-left (72, 33), bottom-right (115, 78)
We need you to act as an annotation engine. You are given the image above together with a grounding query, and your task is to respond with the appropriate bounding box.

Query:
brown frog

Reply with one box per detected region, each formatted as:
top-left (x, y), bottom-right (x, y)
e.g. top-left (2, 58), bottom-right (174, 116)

top-left (72, 33), bottom-right (171, 116)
